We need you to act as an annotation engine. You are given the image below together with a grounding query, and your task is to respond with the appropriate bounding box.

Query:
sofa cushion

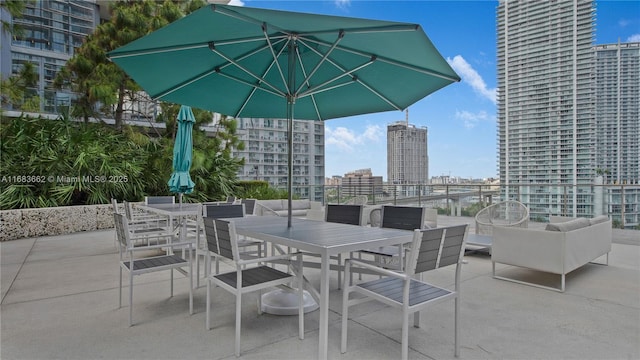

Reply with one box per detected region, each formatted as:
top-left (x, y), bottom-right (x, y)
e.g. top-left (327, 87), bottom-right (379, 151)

top-left (291, 199), bottom-right (310, 210)
top-left (589, 215), bottom-right (609, 225)
top-left (260, 200), bottom-right (284, 211)
top-left (545, 217), bottom-right (590, 232)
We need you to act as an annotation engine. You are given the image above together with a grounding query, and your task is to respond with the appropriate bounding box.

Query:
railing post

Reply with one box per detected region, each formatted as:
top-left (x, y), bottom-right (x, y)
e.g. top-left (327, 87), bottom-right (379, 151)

top-left (621, 184), bottom-right (625, 228)
top-left (563, 185), bottom-right (568, 217)
top-left (446, 185), bottom-right (450, 216)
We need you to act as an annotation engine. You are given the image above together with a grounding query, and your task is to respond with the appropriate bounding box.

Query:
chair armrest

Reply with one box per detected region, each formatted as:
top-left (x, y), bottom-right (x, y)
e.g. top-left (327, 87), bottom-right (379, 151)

top-left (237, 252), bottom-right (302, 266)
top-left (128, 241), bottom-right (193, 252)
top-left (346, 258), bottom-right (408, 280)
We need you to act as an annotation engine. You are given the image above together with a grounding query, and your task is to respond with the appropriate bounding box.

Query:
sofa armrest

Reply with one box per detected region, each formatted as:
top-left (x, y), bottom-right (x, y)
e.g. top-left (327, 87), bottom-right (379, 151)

top-left (255, 203), bottom-right (278, 216)
top-left (492, 226), bottom-right (566, 274)
top-left (563, 220), bottom-right (612, 272)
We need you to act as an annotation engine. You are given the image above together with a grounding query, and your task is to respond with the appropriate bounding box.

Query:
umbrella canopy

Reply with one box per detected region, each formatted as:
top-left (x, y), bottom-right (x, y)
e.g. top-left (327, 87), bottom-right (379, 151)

top-left (109, 4), bottom-right (460, 225)
top-left (167, 105), bottom-right (196, 195)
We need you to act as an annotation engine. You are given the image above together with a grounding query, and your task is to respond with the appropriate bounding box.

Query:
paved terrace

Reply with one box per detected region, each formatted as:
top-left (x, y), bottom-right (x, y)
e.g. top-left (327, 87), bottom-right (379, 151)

top-left (1, 216), bottom-right (639, 359)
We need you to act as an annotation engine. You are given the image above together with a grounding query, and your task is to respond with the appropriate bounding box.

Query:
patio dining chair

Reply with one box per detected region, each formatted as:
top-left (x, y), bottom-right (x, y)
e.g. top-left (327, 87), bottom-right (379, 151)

top-left (342, 224), bottom-right (468, 360)
top-left (119, 200), bottom-right (172, 247)
top-left (284, 204), bottom-right (363, 289)
top-left (240, 198), bottom-right (257, 215)
top-left (352, 205), bottom-right (427, 277)
top-left (197, 204), bottom-right (265, 287)
top-left (114, 213), bottom-right (193, 326)
top-left (204, 218), bottom-right (304, 357)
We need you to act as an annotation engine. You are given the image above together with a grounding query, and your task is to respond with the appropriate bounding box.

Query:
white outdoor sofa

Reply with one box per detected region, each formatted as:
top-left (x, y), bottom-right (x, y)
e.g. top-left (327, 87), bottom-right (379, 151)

top-left (491, 215), bottom-right (612, 292)
top-left (255, 199), bottom-right (321, 217)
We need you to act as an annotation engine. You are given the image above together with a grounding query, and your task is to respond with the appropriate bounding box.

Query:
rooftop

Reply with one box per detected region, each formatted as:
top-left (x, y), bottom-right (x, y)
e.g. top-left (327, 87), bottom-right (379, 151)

top-left (2, 216), bottom-right (638, 359)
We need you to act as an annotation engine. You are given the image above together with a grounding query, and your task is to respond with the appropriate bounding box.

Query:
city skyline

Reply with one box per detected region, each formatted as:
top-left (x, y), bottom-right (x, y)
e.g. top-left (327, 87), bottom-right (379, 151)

top-left (237, 0), bottom-right (640, 180)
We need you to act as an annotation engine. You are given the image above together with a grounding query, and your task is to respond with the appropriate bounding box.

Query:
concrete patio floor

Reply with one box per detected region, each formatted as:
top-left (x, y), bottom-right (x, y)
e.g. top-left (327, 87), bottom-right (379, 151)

top-left (2, 216), bottom-right (639, 359)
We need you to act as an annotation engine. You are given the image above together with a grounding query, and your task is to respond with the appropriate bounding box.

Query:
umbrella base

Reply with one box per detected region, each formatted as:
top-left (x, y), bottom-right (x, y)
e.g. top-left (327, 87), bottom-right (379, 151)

top-left (260, 289), bottom-right (318, 315)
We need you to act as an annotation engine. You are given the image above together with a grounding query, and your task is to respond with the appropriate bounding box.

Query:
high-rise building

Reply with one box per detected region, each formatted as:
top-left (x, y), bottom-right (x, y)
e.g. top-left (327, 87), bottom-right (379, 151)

top-left (342, 168), bottom-right (383, 197)
top-left (387, 121), bottom-right (428, 184)
top-left (1, 0), bottom-right (101, 113)
top-left (497, 0), bottom-right (596, 217)
top-left (594, 42), bottom-right (640, 184)
top-left (233, 117), bottom-right (325, 201)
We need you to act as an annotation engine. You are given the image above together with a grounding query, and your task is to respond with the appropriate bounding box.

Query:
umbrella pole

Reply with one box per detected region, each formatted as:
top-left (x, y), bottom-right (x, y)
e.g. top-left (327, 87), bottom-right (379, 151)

top-left (286, 40), bottom-right (296, 228)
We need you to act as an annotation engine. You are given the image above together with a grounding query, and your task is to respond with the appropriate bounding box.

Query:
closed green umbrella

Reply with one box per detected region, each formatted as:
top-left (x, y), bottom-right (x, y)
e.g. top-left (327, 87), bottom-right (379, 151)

top-left (109, 4), bottom-right (459, 225)
top-left (167, 105), bottom-right (196, 200)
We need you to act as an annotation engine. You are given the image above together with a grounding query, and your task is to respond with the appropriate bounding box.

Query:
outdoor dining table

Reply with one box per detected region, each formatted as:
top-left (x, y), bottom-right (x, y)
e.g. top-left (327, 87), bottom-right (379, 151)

top-left (229, 216), bottom-right (414, 360)
top-left (138, 203), bottom-right (202, 244)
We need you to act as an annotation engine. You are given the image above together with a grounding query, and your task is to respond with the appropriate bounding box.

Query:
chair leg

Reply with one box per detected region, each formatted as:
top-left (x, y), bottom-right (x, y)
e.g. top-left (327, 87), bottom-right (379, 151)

top-left (341, 263), bottom-right (351, 354)
top-left (454, 296), bottom-right (459, 357)
top-left (298, 258), bottom-right (304, 340)
top-left (337, 254), bottom-right (342, 289)
top-left (129, 272), bottom-right (134, 327)
top-left (196, 251), bottom-right (201, 289)
top-left (118, 267), bottom-right (123, 308)
top-left (189, 259), bottom-right (193, 315)
top-left (235, 292), bottom-right (242, 357)
top-left (401, 312), bottom-right (409, 360)
top-left (206, 278), bottom-right (211, 330)
top-left (170, 268), bottom-right (174, 297)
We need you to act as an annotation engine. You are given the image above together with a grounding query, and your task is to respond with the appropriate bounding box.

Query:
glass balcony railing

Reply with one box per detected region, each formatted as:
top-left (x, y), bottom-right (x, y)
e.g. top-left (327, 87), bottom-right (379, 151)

top-left (284, 183), bottom-right (640, 230)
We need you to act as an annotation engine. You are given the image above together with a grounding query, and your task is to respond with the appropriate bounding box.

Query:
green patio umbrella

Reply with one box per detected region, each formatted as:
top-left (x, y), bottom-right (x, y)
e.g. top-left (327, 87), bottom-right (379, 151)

top-left (167, 105), bottom-right (196, 201)
top-left (108, 4), bottom-right (460, 226)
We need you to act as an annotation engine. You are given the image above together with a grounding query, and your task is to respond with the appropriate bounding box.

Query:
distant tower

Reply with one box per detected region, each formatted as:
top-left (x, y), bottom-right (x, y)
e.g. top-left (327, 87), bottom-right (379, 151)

top-left (594, 42), bottom-right (640, 184)
top-left (497, 0), bottom-right (595, 217)
top-left (387, 112), bottom-right (428, 184)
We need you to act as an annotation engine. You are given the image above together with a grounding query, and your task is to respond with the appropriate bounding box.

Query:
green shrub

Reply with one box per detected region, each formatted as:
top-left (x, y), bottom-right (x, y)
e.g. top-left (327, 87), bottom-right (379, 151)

top-left (0, 115), bottom-right (147, 209)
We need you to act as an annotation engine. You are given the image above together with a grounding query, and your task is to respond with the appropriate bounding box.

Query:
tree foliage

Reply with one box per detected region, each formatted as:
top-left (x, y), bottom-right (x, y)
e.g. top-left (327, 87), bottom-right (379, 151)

top-left (53, 0), bottom-right (206, 129)
top-left (0, 0), bottom-right (33, 36)
top-left (1, 61), bottom-right (40, 111)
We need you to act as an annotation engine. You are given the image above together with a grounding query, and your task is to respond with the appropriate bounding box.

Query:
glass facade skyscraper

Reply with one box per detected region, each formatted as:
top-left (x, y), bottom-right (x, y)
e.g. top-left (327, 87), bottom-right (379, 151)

top-left (497, 0), bottom-right (596, 218)
top-left (1, 0), bottom-right (100, 113)
top-left (594, 42), bottom-right (640, 184)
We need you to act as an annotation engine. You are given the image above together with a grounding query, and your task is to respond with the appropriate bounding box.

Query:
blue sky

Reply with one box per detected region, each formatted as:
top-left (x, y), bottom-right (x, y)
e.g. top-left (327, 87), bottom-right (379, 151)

top-left (232, 0), bottom-right (640, 180)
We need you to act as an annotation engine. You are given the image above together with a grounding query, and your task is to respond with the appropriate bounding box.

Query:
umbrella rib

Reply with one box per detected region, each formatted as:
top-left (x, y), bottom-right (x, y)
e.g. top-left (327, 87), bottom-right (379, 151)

top-left (294, 30), bottom-right (344, 95)
top-left (297, 23), bottom-right (420, 37)
top-left (297, 39), bottom-right (402, 110)
top-left (109, 43), bottom-right (209, 59)
top-left (153, 68), bottom-right (218, 100)
top-left (209, 44), bottom-right (286, 97)
top-left (108, 36), bottom-right (275, 59)
top-left (303, 37), bottom-right (460, 82)
top-left (297, 58), bottom-right (375, 98)
top-left (295, 46), bottom-right (322, 120)
top-left (235, 40), bottom-right (291, 117)
top-left (354, 80), bottom-right (403, 110)
top-left (212, 4), bottom-right (294, 36)
top-left (263, 25), bottom-right (290, 94)
top-left (215, 71), bottom-right (284, 99)
top-left (152, 39), bottom-right (286, 100)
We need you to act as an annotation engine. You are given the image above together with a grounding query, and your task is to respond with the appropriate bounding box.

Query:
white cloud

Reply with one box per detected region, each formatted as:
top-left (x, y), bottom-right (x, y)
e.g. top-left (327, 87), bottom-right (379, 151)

top-left (628, 34), bottom-right (640, 42)
top-left (325, 125), bottom-right (382, 151)
top-left (227, 0), bottom-right (245, 6)
top-left (455, 110), bottom-right (492, 129)
top-left (447, 55), bottom-right (497, 104)
top-left (335, 0), bottom-right (350, 9)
